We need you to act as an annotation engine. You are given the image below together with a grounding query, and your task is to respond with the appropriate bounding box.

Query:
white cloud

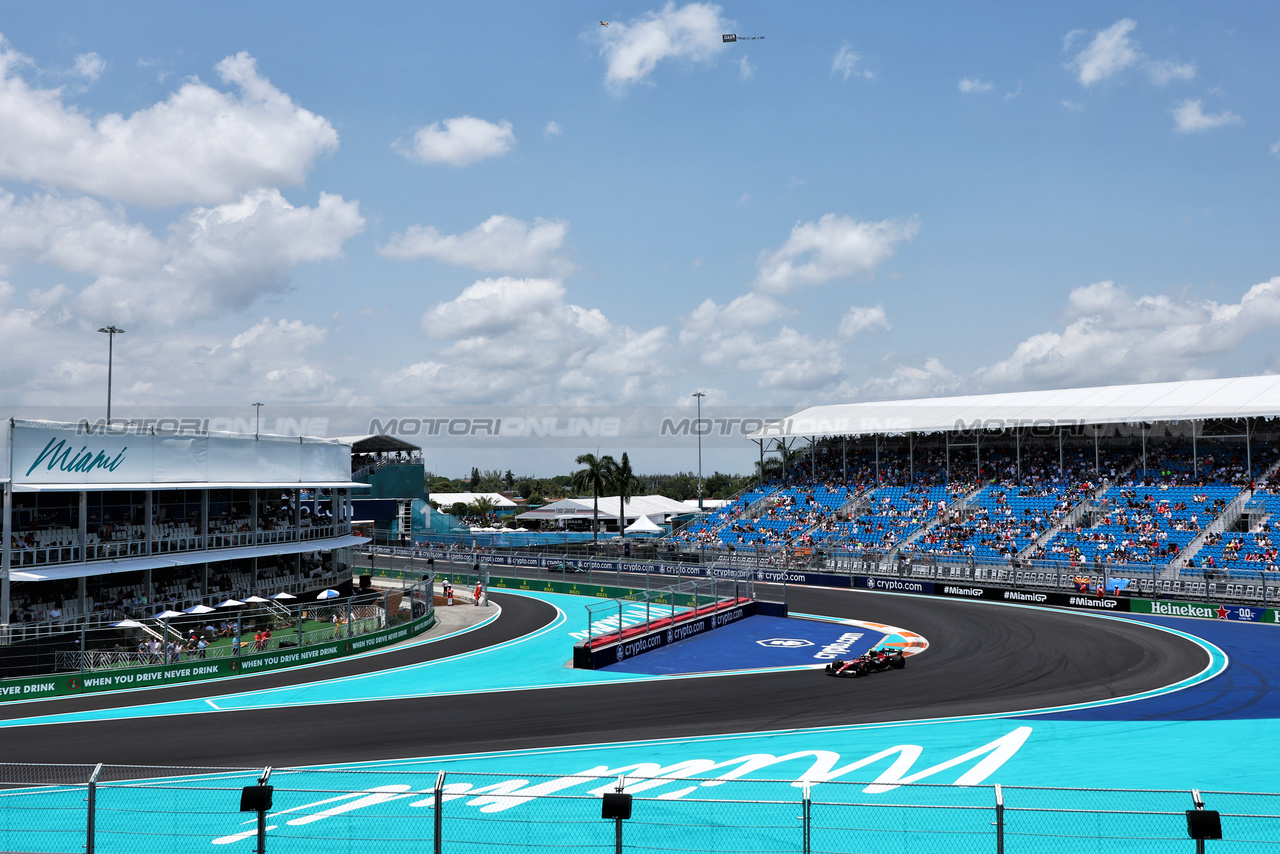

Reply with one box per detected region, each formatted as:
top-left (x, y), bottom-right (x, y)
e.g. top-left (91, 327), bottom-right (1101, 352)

top-left (856, 357), bottom-right (960, 400)
top-left (261, 364), bottom-right (337, 400)
top-left (405, 277), bottom-right (671, 403)
top-left (958, 78), bottom-right (994, 94)
top-left (734, 327), bottom-right (847, 391)
top-left (422, 278), bottom-right (598, 338)
top-left (1172, 99), bottom-right (1241, 132)
top-left (596, 2), bottom-right (727, 90)
top-left (1271, 140), bottom-right (1280, 155)
top-left (1146, 59), bottom-right (1196, 86)
top-left (753, 214), bottom-right (919, 293)
top-left (831, 43), bottom-right (873, 81)
top-left (378, 214), bottom-right (570, 275)
top-left (73, 52), bottom-right (105, 81)
top-left (230, 317), bottom-right (328, 354)
top-left (738, 55), bottom-right (753, 80)
top-left (980, 278), bottom-right (1280, 389)
top-left (0, 188), bottom-right (363, 324)
top-left (838, 304), bottom-right (891, 338)
top-left (543, 120), bottom-right (562, 138)
top-left (681, 292), bottom-right (797, 342)
top-left (1066, 19), bottom-right (1197, 89)
top-left (397, 116), bottom-right (515, 167)
top-left (1068, 19), bottom-right (1139, 86)
top-left (0, 44), bottom-right (338, 207)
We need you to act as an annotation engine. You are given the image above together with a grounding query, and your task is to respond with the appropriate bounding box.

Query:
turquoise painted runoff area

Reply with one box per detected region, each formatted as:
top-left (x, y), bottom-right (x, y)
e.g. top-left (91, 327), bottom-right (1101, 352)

top-left (2, 591), bottom-right (1274, 853)
top-left (0, 590), bottom-right (825, 728)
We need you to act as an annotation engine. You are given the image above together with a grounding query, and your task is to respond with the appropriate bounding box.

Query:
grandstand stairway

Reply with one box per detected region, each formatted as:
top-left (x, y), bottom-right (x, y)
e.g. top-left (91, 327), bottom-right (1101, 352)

top-left (1174, 456), bottom-right (1280, 572)
top-left (1017, 475), bottom-right (1119, 560)
top-left (891, 482), bottom-right (984, 557)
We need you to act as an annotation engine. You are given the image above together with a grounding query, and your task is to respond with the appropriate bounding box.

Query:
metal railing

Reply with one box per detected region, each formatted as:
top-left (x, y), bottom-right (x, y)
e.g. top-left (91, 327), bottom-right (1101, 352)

top-left (9, 522), bottom-right (350, 568)
top-left (0, 764), bottom-right (1272, 853)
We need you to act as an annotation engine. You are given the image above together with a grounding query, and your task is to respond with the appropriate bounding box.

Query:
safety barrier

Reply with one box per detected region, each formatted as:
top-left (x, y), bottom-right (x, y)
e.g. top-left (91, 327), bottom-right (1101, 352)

top-left (0, 763), bottom-right (1272, 853)
top-left (371, 548), bottom-right (1280, 628)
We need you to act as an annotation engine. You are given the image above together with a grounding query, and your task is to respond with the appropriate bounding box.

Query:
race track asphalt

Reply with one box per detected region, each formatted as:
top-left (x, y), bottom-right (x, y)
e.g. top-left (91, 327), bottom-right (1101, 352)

top-left (0, 587), bottom-right (1208, 768)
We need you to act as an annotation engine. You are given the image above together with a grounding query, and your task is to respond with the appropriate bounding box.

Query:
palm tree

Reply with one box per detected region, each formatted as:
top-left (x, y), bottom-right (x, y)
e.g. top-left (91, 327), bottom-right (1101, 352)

top-left (611, 452), bottom-right (642, 538)
top-left (469, 496), bottom-right (498, 523)
top-left (572, 453), bottom-right (616, 546)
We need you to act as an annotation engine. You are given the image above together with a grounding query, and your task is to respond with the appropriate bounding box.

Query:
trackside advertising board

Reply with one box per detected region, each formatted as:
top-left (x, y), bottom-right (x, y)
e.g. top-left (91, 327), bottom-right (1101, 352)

top-left (573, 602), bottom-right (758, 670)
top-left (372, 546), bottom-right (850, 588)
top-left (372, 548), bottom-right (1280, 625)
top-left (0, 612), bottom-right (435, 703)
top-left (1129, 598), bottom-right (1275, 623)
top-left (855, 577), bottom-right (1133, 612)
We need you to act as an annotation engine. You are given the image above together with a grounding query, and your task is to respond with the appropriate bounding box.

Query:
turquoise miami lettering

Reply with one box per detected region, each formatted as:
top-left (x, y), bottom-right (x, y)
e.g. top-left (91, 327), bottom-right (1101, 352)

top-left (25, 438), bottom-right (128, 478)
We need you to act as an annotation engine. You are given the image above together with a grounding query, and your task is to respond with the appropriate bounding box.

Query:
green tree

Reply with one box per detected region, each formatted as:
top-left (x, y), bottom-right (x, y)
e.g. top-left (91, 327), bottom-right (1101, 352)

top-left (469, 496), bottom-right (498, 522)
top-left (572, 452), bottom-right (616, 546)
top-left (504, 469), bottom-right (515, 491)
top-left (610, 452), bottom-right (641, 538)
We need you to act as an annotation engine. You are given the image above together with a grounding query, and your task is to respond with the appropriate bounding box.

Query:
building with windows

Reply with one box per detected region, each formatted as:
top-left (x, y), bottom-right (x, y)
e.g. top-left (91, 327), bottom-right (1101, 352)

top-left (1, 419), bottom-right (368, 647)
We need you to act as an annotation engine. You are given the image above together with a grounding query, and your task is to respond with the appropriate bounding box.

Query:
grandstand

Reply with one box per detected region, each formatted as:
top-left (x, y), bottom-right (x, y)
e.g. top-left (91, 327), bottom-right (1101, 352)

top-left (672, 376), bottom-right (1280, 601)
top-left (0, 419), bottom-right (368, 671)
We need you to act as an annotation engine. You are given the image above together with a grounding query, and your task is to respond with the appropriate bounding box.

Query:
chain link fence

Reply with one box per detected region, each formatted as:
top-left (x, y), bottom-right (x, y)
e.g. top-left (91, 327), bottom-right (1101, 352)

top-left (0, 763), bottom-right (1276, 853)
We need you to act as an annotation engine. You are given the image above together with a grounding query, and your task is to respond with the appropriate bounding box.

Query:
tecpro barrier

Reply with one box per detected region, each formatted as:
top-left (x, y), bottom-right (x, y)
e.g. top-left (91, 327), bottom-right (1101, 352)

top-left (0, 610), bottom-right (436, 703)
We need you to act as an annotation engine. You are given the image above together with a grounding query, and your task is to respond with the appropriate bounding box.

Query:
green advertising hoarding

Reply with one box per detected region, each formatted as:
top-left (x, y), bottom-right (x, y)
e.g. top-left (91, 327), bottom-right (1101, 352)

top-left (0, 612), bottom-right (435, 703)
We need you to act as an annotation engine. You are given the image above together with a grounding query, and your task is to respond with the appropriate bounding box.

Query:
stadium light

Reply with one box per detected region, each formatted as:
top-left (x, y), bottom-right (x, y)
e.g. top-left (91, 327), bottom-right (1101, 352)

top-left (692, 391), bottom-right (706, 511)
top-left (96, 326), bottom-right (125, 423)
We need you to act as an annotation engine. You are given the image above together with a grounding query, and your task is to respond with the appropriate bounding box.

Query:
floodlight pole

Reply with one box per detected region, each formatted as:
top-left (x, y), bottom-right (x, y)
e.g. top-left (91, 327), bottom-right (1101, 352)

top-left (253, 403), bottom-right (264, 439)
top-left (693, 392), bottom-right (706, 511)
top-left (97, 326), bottom-right (125, 423)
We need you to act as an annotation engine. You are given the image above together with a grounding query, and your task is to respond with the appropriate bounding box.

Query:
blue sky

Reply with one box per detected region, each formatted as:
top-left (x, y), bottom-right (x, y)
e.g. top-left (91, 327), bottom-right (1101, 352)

top-left (0, 2), bottom-right (1278, 472)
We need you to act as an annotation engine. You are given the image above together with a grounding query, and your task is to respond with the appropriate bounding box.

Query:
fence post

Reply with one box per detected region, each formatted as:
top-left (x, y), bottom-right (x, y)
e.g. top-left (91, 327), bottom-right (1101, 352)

top-left (256, 767), bottom-right (272, 854)
top-left (433, 771), bottom-right (445, 854)
top-left (801, 782), bottom-right (811, 854)
top-left (994, 784), bottom-right (1004, 854)
top-left (614, 776), bottom-right (625, 854)
top-left (86, 762), bottom-right (103, 854)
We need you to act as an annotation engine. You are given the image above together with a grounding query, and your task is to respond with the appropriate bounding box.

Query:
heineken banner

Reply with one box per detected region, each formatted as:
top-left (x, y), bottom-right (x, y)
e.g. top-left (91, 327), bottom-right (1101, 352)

top-left (1130, 598), bottom-right (1275, 623)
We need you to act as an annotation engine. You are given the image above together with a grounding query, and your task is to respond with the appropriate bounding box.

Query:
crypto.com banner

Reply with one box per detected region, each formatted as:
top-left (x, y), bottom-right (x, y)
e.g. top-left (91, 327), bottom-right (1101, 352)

top-left (2, 406), bottom-right (798, 450)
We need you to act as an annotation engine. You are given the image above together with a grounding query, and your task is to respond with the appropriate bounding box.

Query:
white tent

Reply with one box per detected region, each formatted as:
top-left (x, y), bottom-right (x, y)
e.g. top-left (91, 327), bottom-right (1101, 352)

top-left (624, 514), bottom-right (664, 535)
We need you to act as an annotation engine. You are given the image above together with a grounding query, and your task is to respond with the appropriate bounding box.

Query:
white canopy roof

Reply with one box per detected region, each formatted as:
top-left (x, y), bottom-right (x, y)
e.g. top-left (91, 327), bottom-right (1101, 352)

top-left (624, 514), bottom-right (665, 534)
top-left (752, 375), bottom-right (1280, 440)
top-left (518, 494), bottom-right (690, 522)
top-left (431, 492), bottom-right (518, 508)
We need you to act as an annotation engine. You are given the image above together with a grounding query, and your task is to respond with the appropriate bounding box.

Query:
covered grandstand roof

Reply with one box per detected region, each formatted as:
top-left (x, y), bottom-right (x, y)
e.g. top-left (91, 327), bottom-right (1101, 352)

top-left (336, 434), bottom-right (422, 453)
top-left (752, 375), bottom-right (1280, 440)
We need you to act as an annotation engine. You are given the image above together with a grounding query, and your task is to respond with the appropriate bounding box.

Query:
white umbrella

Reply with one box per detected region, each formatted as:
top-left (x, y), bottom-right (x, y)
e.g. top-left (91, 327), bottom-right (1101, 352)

top-left (112, 619), bottom-right (144, 628)
top-left (315, 589), bottom-right (340, 600)
top-left (215, 599), bottom-right (245, 608)
top-left (183, 604), bottom-right (216, 614)
top-left (151, 610), bottom-right (185, 619)
top-left (242, 596), bottom-right (271, 603)
top-left (270, 592), bottom-right (297, 600)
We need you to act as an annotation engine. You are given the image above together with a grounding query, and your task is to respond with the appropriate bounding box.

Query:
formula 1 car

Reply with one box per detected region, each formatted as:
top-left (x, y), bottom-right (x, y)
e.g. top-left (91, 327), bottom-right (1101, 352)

top-left (825, 648), bottom-right (906, 678)
top-left (547, 561), bottom-right (586, 573)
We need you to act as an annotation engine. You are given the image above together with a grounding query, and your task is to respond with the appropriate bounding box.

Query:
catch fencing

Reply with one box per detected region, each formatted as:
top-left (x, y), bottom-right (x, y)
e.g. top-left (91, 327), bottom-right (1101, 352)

top-left (0, 764), bottom-right (1275, 853)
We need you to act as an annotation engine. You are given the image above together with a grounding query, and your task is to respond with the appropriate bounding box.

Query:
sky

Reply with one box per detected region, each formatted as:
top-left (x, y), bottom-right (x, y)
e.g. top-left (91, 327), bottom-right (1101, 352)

top-left (0, 2), bottom-right (1278, 475)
